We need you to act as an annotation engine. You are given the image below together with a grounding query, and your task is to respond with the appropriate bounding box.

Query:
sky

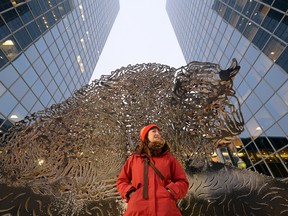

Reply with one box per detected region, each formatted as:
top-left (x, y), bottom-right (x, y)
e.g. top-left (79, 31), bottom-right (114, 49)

top-left (89, 0), bottom-right (186, 83)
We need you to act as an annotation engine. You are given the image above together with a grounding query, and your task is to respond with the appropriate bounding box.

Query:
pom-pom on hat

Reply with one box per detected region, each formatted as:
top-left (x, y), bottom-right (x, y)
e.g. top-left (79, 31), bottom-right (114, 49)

top-left (140, 124), bottom-right (159, 142)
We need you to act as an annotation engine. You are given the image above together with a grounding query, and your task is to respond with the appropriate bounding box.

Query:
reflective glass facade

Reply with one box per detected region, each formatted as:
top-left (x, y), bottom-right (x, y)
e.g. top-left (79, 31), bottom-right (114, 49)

top-left (167, 0), bottom-right (288, 181)
top-left (0, 0), bottom-right (119, 137)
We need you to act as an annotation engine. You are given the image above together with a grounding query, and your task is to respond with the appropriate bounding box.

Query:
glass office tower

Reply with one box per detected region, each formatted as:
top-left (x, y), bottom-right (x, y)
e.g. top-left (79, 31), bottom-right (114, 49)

top-left (167, 0), bottom-right (288, 181)
top-left (0, 0), bottom-right (119, 137)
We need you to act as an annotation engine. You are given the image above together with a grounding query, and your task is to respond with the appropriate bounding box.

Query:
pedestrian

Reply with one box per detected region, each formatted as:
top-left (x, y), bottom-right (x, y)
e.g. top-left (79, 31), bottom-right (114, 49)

top-left (117, 123), bottom-right (189, 215)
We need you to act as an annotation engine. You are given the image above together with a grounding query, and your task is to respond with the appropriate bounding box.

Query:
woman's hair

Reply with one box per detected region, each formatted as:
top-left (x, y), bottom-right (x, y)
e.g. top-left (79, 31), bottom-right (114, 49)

top-left (135, 137), bottom-right (169, 156)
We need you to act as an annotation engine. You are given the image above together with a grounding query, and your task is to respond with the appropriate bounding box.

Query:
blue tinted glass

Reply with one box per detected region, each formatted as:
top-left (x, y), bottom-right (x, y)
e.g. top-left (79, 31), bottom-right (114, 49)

top-left (245, 67), bottom-right (261, 89)
top-left (253, 53), bottom-right (273, 76)
top-left (264, 64), bottom-right (287, 91)
top-left (251, 4), bottom-right (270, 25)
top-left (42, 49), bottom-right (53, 66)
top-left (236, 17), bottom-right (248, 33)
top-left (33, 57), bottom-right (46, 75)
top-left (0, 16), bottom-right (10, 41)
top-left (242, 0), bottom-right (257, 18)
top-left (35, 37), bottom-right (47, 54)
top-left (276, 46), bottom-right (288, 73)
top-left (278, 114), bottom-right (288, 134)
top-left (40, 90), bottom-right (52, 107)
top-left (36, 17), bottom-right (48, 33)
top-left (263, 37), bottom-right (286, 62)
top-left (275, 16), bottom-right (288, 43)
top-left (255, 107), bottom-right (275, 130)
top-left (21, 90), bottom-right (37, 111)
top-left (278, 82), bottom-right (288, 107)
top-left (12, 53), bottom-right (30, 74)
top-left (26, 21), bottom-right (41, 40)
top-left (25, 44), bottom-right (39, 63)
top-left (23, 66), bottom-right (38, 86)
top-left (14, 27), bottom-right (32, 50)
top-left (0, 91), bottom-right (18, 116)
top-left (16, 4), bottom-right (33, 24)
top-left (51, 7), bottom-right (61, 22)
top-left (273, 0), bottom-right (288, 12)
top-left (32, 79), bottom-right (45, 97)
top-left (254, 80), bottom-right (274, 103)
top-left (0, 49), bottom-right (8, 68)
top-left (0, 64), bottom-right (19, 87)
top-left (0, 0), bottom-right (13, 12)
top-left (48, 80), bottom-right (57, 95)
top-left (246, 92), bottom-right (262, 114)
top-left (41, 69), bottom-right (52, 86)
top-left (244, 44), bottom-right (260, 65)
top-left (2, 9), bottom-right (23, 32)
top-left (266, 94), bottom-right (288, 120)
top-left (262, 9), bottom-right (283, 33)
top-left (252, 28), bottom-right (271, 50)
top-left (10, 77), bottom-right (29, 100)
top-left (30, 100), bottom-right (44, 114)
top-left (28, 0), bottom-right (43, 17)
top-left (45, 11), bottom-right (56, 27)
top-left (43, 31), bottom-right (54, 46)
top-left (243, 21), bottom-right (258, 41)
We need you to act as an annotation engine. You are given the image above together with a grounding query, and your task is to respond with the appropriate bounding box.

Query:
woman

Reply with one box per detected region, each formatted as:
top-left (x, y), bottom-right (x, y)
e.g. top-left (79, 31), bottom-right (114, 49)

top-left (117, 123), bottom-right (189, 216)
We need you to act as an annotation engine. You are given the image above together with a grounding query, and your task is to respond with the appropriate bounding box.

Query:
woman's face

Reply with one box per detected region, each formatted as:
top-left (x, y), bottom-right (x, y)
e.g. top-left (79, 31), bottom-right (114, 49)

top-left (147, 127), bottom-right (161, 142)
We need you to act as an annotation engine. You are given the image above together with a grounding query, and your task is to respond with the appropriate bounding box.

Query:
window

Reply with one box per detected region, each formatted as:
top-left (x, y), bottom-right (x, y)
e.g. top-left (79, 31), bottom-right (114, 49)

top-left (0, 16), bottom-right (11, 41)
top-left (275, 16), bottom-right (288, 43)
top-left (252, 28), bottom-right (271, 50)
top-left (26, 21), bottom-right (41, 40)
top-left (243, 21), bottom-right (258, 41)
top-left (16, 4), bottom-right (33, 24)
top-left (0, 36), bottom-right (21, 60)
top-left (263, 36), bottom-right (286, 62)
top-left (276, 46), bottom-right (288, 73)
top-left (262, 9), bottom-right (284, 33)
top-left (14, 27), bottom-right (32, 50)
top-left (251, 4), bottom-right (270, 25)
top-left (0, 49), bottom-right (8, 68)
top-left (2, 8), bottom-right (23, 32)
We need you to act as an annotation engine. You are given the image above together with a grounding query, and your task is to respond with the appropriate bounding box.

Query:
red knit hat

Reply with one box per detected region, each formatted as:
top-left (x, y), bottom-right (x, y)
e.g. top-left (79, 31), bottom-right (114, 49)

top-left (139, 124), bottom-right (159, 142)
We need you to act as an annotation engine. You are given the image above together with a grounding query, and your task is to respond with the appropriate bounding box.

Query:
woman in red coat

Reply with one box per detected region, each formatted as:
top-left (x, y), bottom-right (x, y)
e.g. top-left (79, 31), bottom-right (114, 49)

top-left (117, 124), bottom-right (189, 216)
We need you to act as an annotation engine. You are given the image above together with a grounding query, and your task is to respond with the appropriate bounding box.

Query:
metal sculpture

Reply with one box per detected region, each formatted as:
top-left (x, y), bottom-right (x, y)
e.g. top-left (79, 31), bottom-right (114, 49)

top-left (0, 59), bottom-right (287, 215)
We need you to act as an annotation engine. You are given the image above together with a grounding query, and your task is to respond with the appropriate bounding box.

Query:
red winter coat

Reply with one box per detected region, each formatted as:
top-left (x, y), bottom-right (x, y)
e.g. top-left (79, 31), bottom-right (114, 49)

top-left (116, 149), bottom-right (189, 216)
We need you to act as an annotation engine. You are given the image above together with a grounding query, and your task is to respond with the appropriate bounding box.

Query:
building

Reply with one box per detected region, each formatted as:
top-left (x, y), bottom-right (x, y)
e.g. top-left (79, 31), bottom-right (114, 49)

top-left (167, 0), bottom-right (288, 181)
top-left (0, 0), bottom-right (119, 138)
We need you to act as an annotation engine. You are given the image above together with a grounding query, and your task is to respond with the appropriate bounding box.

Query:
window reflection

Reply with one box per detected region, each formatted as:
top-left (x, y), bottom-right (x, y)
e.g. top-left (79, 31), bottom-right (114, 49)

top-left (243, 21), bottom-right (258, 41)
top-left (16, 4), bottom-right (33, 24)
top-left (251, 4), bottom-right (269, 24)
top-left (276, 46), bottom-right (288, 73)
top-left (255, 106), bottom-right (274, 131)
top-left (0, 91), bottom-right (18, 116)
top-left (246, 117), bottom-right (262, 138)
top-left (266, 94), bottom-right (288, 121)
top-left (254, 80), bottom-right (274, 103)
top-left (262, 8), bottom-right (283, 33)
top-left (263, 36), bottom-right (286, 62)
top-left (246, 92), bottom-right (262, 114)
top-left (252, 28), bottom-right (271, 50)
top-left (14, 27), bottom-right (32, 50)
top-left (264, 64), bottom-right (287, 91)
top-left (0, 16), bottom-right (11, 41)
top-left (26, 21), bottom-right (41, 40)
top-left (278, 114), bottom-right (288, 134)
top-left (274, 15), bottom-right (288, 43)
top-left (0, 36), bottom-right (21, 60)
top-left (0, 49), bottom-right (8, 68)
top-left (2, 8), bottom-right (23, 32)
